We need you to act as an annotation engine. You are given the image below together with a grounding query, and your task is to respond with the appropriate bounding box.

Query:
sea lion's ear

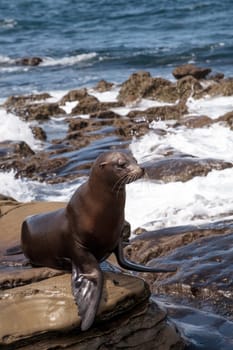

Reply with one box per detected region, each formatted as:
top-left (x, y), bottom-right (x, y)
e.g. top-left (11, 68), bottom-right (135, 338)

top-left (99, 162), bottom-right (107, 168)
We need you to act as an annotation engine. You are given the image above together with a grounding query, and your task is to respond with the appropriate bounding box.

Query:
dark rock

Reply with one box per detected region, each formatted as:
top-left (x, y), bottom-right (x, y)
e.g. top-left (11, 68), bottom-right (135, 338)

top-left (31, 126), bottom-right (47, 141)
top-left (90, 110), bottom-right (121, 119)
top-left (125, 219), bottom-right (233, 320)
top-left (143, 157), bottom-right (233, 183)
top-left (16, 57), bottom-right (43, 66)
top-left (0, 140), bottom-right (35, 159)
top-left (94, 79), bottom-right (114, 92)
top-left (19, 103), bottom-right (64, 121)
top-left (173, 64), bottom-right (211, 80)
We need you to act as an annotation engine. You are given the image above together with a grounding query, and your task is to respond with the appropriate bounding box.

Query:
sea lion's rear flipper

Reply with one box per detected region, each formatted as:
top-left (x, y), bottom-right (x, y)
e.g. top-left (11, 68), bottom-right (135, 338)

top-left (114, 236), bottom-right (177, 273)
top-left (71, 248), bottom-right (103, 331)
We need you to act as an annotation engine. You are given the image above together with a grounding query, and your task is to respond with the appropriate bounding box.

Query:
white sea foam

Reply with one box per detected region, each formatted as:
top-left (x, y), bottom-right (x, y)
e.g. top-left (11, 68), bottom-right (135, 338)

top-left (0, 171), bottom-right (85, 203)
top-left (41, 53), bottom-right (97, 67)
top-left (125, 168), bottom-right (233, 231)
top-left (187, 95), bottom-right (233, 119)
top-left (131, 121), bottom-right (233, 162)
top-left (0, 109), bottom-right (40, 149)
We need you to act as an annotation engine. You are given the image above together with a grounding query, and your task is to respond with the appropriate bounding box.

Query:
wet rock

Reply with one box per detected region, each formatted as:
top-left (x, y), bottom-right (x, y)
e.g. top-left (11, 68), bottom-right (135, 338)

top-left (126, 220), bottom-right (233, 320)
top-left (94, 79), bottom-right (114, 92)
top-left (143, 157), bottom-right (233, 183)
top-left (4, 93), bottom-right (51, 110)
top-left (59, 88), bottom-right (88, 105)
top-left (90, 110), bottom-right (121, 119)
top-left (143, 77), bottom-right (179, 103)
top-left (16, 57), bottom-right (43, 66)
top-left (128, 101), bottom-right (188, 122)
top-left (174, 115), bottom-right (213, 128)
top-left (71, 94), bottom-right (121, 115)
top-left (0, 140), bottom-right (35, 159)
top-left (217, 111), bottom-right (233, 129)
top-left (176, 75), bottom-right (203, 101)
top-left (118, 71), bottom-right (153, 104)
top-left (3, 93), bottom-right (62, 121)
top-left (19, 102), bottom-right (64, 121)
top-left (173, 64), bottom-right (211, 80)
top-left (31, 126), bottom-right (47, 141)
top-left (195, 78), bottom-right (233, 99)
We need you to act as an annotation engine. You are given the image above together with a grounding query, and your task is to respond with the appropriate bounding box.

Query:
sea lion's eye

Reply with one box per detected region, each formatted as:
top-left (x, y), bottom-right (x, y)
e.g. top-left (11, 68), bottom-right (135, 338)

top-left (117, 161), bottom-right (127, 169)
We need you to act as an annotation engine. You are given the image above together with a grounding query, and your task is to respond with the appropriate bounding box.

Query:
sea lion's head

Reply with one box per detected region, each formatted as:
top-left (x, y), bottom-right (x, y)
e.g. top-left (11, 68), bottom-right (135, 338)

top-left (90, 151), bottom-right (144, 190)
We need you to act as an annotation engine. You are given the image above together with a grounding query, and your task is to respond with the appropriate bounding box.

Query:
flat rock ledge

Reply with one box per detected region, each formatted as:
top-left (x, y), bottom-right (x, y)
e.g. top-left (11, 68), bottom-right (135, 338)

top-left (0, 200), bottom-right (185, 350)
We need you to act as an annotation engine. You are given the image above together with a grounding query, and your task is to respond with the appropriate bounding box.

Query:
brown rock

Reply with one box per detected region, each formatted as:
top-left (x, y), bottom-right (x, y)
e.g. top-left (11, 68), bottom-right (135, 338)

top-left (0, 140), bottom-right (35, 158)
top-left (217, 111), bottom-right (233, 129)
top-left (94, 79), bottom-right (114, 92)
top-left (144, 157), bottom-right (233, 183)
top-left (143, 77), bottom-right (179, 103)
top-left (174, 115), bottom-right (213, 128)
top-left (173, 64), bottom-right (211, 80)
top-left (118, 71), bottom-right (153, 104)
top-left (176, 75), bottom-right (203, 101)
top-left (128, 101), bottom-right (188, 122)
top-left (59, 88), bottom-right (88, 105)
top-left (71, 94), bottom-right (121, 115)
top-left (31, 126), bottom-right (47, 141)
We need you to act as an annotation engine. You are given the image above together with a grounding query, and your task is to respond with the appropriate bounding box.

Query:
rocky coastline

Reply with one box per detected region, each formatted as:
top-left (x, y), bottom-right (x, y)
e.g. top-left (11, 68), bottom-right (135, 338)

top-left (1, 64), bottom-right (233, 348)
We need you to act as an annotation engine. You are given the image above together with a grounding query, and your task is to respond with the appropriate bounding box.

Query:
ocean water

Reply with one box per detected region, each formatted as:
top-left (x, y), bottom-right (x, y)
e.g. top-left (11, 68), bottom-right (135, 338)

top-left (1, 1), bottom-right (233, 348)
top-left (1, 0), bottom-right (233, 97)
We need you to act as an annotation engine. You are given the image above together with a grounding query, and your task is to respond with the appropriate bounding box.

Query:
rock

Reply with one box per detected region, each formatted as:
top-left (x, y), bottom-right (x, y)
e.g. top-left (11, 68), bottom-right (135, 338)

top-left (19, 102), bottom-right (64, 121)
top-left (31, 126), bottom-right (47, 141)
top-left (173, 64), bottom-right (211, 80)
top-left (71, 94), bottom-right (121, 115)
top-left (3, 93), bottom-right (62, 121)
top-left (0, 140), bottom-right (35, 158)
top-left (195, 78), bottom-right (233, 99)
top-left (94, 79), bottom-right (114, 92)
top-left (4, 93), bottom-right (51, 110)
top-left (16, 57), bottom-right (43, 66)
top-left (176, 75), bottom-right (203, 101)
top-left (128, 101), bottom-right (188, 122)
top-left (118, 71), bottom-right (154, 104)
top-left (126, 220), bottom-right (233, 320)
top-left (217, 111), bottom-right (233, 129)
top-left (143, 77), bottom-right (179, 103)
top-left (143, 157), bottom-right (233, 183)
top-left (174, 115), bottom-right (213, 128)
top-left (0, 201), bottom-right (185, 349)
top-left (59, 88), bottom-right (88, 105)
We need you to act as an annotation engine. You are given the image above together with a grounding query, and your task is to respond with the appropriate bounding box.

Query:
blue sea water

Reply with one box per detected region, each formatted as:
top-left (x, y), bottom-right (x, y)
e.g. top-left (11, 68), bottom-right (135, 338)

top-left (0, 0), bottom-right (233, 98)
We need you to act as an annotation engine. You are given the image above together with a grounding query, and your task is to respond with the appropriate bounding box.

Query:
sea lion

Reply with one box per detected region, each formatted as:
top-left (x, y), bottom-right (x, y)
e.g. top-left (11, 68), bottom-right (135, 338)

top-left (10, 151), bottom-right (176, 331)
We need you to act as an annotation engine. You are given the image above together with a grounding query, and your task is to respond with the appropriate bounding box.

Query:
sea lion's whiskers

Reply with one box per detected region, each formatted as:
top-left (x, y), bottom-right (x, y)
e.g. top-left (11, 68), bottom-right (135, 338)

top-left (112, 174), bottom-right (128, 192)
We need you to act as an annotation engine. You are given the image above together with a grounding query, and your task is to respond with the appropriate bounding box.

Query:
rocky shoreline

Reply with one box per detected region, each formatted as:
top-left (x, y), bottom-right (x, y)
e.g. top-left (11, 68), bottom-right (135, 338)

top-left (1, 64), bottom-right (233, 348)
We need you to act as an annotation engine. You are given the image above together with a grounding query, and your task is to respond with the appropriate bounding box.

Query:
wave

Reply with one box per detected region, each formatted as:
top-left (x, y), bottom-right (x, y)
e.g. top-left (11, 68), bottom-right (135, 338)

top-left (41, 52), bottom-right (98, 67)
top-left (0, 109), bottom-right (40, 150)
top-left (0, 18), bottom-right (17, 29)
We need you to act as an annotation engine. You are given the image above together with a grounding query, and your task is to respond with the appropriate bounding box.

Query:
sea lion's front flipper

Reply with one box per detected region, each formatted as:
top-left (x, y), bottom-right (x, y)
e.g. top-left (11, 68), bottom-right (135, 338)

top-left (71, 247), bottom-right (103, 331)
top-left (114, 236), bottom-right (177, 273)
